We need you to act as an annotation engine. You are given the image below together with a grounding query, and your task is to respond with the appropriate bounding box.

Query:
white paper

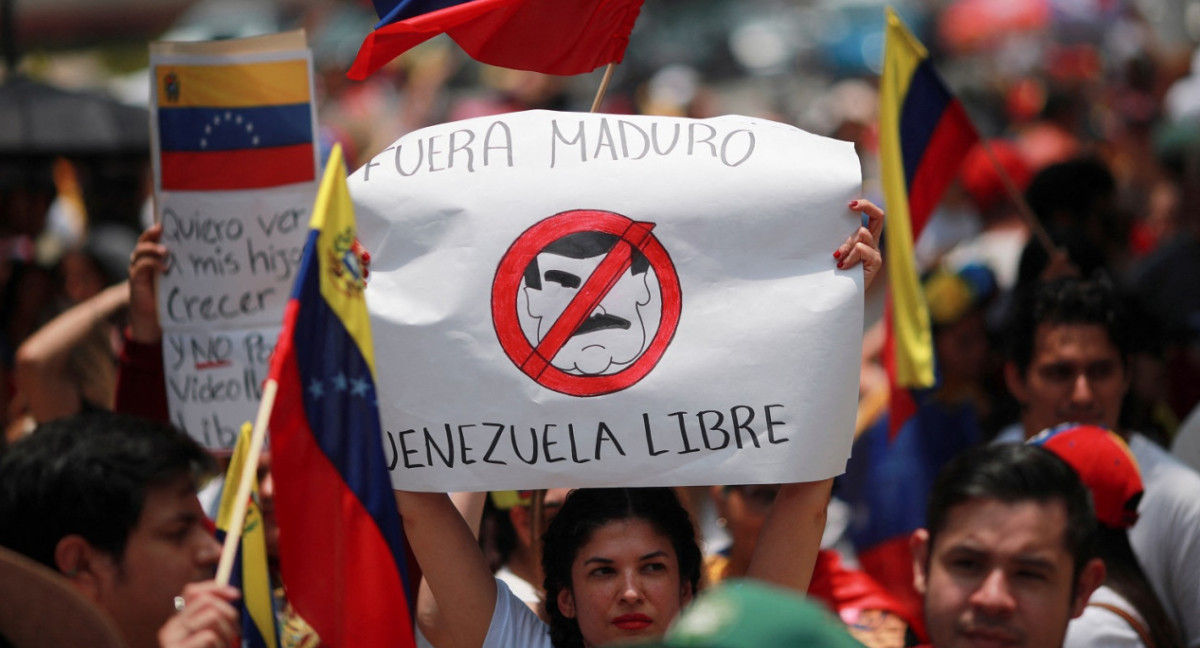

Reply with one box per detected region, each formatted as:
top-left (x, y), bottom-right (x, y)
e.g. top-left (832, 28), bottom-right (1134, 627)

top-left (354, 110), bottom-right (865, 490)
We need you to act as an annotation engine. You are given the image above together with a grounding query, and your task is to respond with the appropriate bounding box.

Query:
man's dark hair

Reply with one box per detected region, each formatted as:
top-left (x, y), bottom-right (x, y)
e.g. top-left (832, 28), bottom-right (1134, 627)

top-left (523, 231), bottom-right (650, 290)
top-left (1008, 277), bottom-right (1130, 374)
top-left (542, 487), bottom-right (701, 648)
top-left (0, 412), bottom-right (216, 570)
top-left (926, 444), bottom-right (1098, 580)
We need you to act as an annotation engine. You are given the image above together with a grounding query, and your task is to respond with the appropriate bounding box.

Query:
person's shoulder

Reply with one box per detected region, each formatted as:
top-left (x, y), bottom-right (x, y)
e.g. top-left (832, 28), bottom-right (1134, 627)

top-left (1131, 433), bottom-right (1200, 482)
top-left (485, 576), bottom-right (548, 648)
top-left (1130, 432), bottom-right (1200, 515)
top-left (1065, 586), bottom-right (1144, 648)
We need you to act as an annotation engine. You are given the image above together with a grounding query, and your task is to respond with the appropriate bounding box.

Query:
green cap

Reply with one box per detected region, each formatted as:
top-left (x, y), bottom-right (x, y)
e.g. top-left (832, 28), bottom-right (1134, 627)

top-left (616, 579), bottom-right (865, 648)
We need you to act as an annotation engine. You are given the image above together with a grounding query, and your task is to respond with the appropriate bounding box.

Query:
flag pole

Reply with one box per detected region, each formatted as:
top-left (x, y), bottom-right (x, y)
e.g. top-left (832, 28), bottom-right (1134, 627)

top-left (215, 379), bottom-right (279, 587)
top-left (589, 62), bottom-right (616, 113)
top-left (977, 139), bottom-right (1057, 256)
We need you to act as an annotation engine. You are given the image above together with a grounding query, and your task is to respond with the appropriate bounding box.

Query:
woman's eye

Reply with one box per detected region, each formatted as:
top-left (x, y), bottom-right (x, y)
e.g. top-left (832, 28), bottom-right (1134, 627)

top-left (642, 562), bottom-right (666, 573)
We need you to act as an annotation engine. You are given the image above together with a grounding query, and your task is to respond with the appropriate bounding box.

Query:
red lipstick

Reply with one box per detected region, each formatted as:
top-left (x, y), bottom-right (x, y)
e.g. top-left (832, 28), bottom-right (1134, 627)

top-left (612, 613), bottom-right (653, 630)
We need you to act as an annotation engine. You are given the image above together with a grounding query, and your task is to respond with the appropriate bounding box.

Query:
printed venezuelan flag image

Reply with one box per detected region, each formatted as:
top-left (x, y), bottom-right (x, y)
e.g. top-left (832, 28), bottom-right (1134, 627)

top-left (156, 59), bottom-right (316, 191)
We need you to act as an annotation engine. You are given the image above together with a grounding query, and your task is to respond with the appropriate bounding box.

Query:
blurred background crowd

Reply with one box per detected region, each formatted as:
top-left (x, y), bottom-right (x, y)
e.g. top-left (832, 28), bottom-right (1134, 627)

top-left (8, 1), bottom-right (1200, 645)
top-left (7, 0), bottom-right (1200, 441)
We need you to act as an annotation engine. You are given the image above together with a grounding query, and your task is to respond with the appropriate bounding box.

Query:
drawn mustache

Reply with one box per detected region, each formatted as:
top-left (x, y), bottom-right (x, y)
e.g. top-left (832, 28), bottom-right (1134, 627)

top-left (572, 313), bottom-right (632, 336)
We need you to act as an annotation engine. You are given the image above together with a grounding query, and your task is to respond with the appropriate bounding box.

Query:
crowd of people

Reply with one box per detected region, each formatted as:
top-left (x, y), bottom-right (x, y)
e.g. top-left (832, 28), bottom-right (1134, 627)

top-left (5, 2), bottom-right (1200, 647)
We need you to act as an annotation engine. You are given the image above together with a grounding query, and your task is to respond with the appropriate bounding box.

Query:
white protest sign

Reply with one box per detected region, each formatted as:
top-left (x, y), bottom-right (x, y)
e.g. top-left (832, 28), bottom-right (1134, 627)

top-left (150, 32), bottom-right (317, 450)
top-left (162, 324), bottom-right (278, 448)
top-left (353, 110), bottom-right (864, 491)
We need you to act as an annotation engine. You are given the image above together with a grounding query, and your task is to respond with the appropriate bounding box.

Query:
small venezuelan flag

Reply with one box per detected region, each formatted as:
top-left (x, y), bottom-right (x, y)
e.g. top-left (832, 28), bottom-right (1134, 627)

top-left (215, 423), bottom-right (281, 648)
top-left (156, 59), bottom-right (317, 191)
top-left (267, 144), bottom-right (415, 648)
top-left (879, 7), bottom-right (977, 396)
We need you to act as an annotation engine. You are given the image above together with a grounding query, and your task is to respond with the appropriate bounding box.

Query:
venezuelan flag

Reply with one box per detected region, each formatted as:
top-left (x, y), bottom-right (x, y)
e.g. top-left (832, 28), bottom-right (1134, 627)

top-left (155, 59), bottom-right (316, 191)
top-left (266, 144), bottom-right (415, 648)
top-left (879, 7), bottom-right (977, 420)
top-left (215, 423), bottom-right (280, 648)
top-left (349, 0), bottom-right (643, 80)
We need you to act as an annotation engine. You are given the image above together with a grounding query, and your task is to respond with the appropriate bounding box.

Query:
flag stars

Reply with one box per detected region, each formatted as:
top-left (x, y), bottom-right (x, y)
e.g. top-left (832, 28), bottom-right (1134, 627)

top-left (350, 376), bottom-right (371, 398)
top-left (307, 378), bottom-right (324, 400)
top-left (332, 371), bottom-right (348, 392)
top-left (193, 112), bottom-right (260, 148)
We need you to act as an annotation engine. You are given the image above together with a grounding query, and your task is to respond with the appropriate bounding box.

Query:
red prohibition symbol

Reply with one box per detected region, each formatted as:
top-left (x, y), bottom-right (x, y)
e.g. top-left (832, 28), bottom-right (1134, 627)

top-left (491, 209), bottom-right (682, 397)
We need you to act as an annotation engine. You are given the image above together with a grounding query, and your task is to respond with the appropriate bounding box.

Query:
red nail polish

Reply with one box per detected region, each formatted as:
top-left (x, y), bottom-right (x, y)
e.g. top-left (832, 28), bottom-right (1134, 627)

top-left (833, 250), bottom-right (842, 260)
top-left (837, 259), bottom-right (844, 269)
top-left (849, 200), bottom-right (859, 208)
top-left (362, 251), bottom-right (371, 263)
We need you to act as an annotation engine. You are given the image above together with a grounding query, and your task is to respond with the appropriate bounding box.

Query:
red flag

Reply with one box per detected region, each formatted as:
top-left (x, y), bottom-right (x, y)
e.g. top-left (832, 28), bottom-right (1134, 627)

top-left (267, 145), bottom-right (414, 648)
top-left (349, 0), bottom-right (643, 80)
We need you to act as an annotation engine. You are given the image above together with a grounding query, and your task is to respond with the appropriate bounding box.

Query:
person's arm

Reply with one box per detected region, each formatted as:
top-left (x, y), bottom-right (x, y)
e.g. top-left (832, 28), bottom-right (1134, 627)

top-left (114, 223), bottom-right (169, 421)
top-left (416, 491), bottom-right (489, 648)
top-left (747, 199), bottom-right (884, 592)
top-left (127, 223), bottom-right (166, 344)
top-left (396, 491), bottom-right (497, 648)
top-left (745, 478), bottom-right (833, 593)
top-left (13, 281), bottom-right (128, 422)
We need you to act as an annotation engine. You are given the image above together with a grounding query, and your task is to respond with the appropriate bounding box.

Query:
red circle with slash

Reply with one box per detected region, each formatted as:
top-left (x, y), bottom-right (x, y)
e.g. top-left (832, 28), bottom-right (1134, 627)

top-left (491, 210), bottom-right (682, 397)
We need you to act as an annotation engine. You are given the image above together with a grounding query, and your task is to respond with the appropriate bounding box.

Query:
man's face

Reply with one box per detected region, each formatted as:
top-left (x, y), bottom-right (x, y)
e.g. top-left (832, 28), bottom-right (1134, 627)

top-left (524, 251), bottom-right (652, 375)
top-left (1007, 323), bottom-right (1129, 438)
top-left (92, 476), bottom-right (220, 648)
top-left (912, 498), bottom-right (1095, 648)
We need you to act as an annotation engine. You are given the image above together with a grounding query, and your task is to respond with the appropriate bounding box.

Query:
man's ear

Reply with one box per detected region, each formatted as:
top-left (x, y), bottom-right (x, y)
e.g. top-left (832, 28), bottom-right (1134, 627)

top-left (557, 587), bottom-right (577, 619)
top-left (1070, 558), bottom-right (1106, 619)
top-left (54, 535), bottom-right (107, 602)
top-left (910, 529), bottom-right (931, 596)
top-left (1004, 361), bottom-right (1029, 404)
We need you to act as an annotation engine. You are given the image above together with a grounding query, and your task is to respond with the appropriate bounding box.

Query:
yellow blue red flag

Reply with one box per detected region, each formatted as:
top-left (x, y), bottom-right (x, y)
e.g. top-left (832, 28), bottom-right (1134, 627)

top-left (155, 59), bottom-right (316, 191)
top-left (215, 422), bottom-right (280, 648)
top-left (879, 7), bottom-right (978, 433)
top-left (266, 144), bottom-right (415, 648)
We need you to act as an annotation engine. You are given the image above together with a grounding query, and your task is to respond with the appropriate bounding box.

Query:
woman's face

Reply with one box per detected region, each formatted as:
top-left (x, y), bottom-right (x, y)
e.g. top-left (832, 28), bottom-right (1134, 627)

top-left (557, 518), bottom-right (692, 648)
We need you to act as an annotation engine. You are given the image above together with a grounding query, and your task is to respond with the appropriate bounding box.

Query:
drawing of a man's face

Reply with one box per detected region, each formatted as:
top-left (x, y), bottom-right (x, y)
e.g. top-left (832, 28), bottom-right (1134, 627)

top-left (522, 232), bottom-right (653, 375)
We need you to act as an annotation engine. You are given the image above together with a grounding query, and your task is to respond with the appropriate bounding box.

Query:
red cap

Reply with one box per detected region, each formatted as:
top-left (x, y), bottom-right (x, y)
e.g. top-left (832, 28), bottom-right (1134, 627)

top-left (959, 139), bottom-right (1031, 214)
top-left (1029, 424), bottom-right (1143, 529)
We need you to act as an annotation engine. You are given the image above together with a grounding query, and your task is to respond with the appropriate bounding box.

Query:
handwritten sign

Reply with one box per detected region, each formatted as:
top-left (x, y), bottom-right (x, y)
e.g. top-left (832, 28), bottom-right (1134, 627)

top-left (353, 110), bottom-right (865, 491)
top-left (150, 32), bottom-right (317, 449)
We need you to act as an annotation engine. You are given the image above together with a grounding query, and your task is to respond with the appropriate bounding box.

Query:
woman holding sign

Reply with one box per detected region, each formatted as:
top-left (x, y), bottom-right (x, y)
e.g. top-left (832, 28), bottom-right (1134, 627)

top-left (397, 199), bottom-right (884, 648)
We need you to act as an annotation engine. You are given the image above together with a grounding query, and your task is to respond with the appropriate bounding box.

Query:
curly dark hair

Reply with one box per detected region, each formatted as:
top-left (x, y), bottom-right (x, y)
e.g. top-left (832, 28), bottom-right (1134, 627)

top-left (541, 488), bottom-right (701, 648)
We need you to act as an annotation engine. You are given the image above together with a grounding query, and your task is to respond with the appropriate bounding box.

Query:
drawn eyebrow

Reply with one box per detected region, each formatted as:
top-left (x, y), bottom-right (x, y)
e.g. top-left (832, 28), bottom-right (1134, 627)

top-left (545, 270), bottom-right (581, 288)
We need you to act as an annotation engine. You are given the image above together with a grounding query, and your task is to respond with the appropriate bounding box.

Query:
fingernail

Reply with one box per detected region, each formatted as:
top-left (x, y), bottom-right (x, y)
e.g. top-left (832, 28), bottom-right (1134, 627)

top-left (849, 200), bottom-right (859, 208)
top-left (362, 251), bottom-right (371, 263)
top-left (833, 250), bottom-right (842, 260)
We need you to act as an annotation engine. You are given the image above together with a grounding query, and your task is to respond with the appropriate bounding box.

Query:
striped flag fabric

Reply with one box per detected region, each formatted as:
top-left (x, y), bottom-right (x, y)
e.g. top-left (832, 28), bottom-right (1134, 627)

top-left (878, 7), bottom-right (978, 435)
top-left (266, 144), bottom-right (415, 648)
top-left (155, 59), bottom-right (317, 191)
top-left (215, 423), bottom-right (280, 648)
top-left (348, 0), bottom-right (644, 80)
